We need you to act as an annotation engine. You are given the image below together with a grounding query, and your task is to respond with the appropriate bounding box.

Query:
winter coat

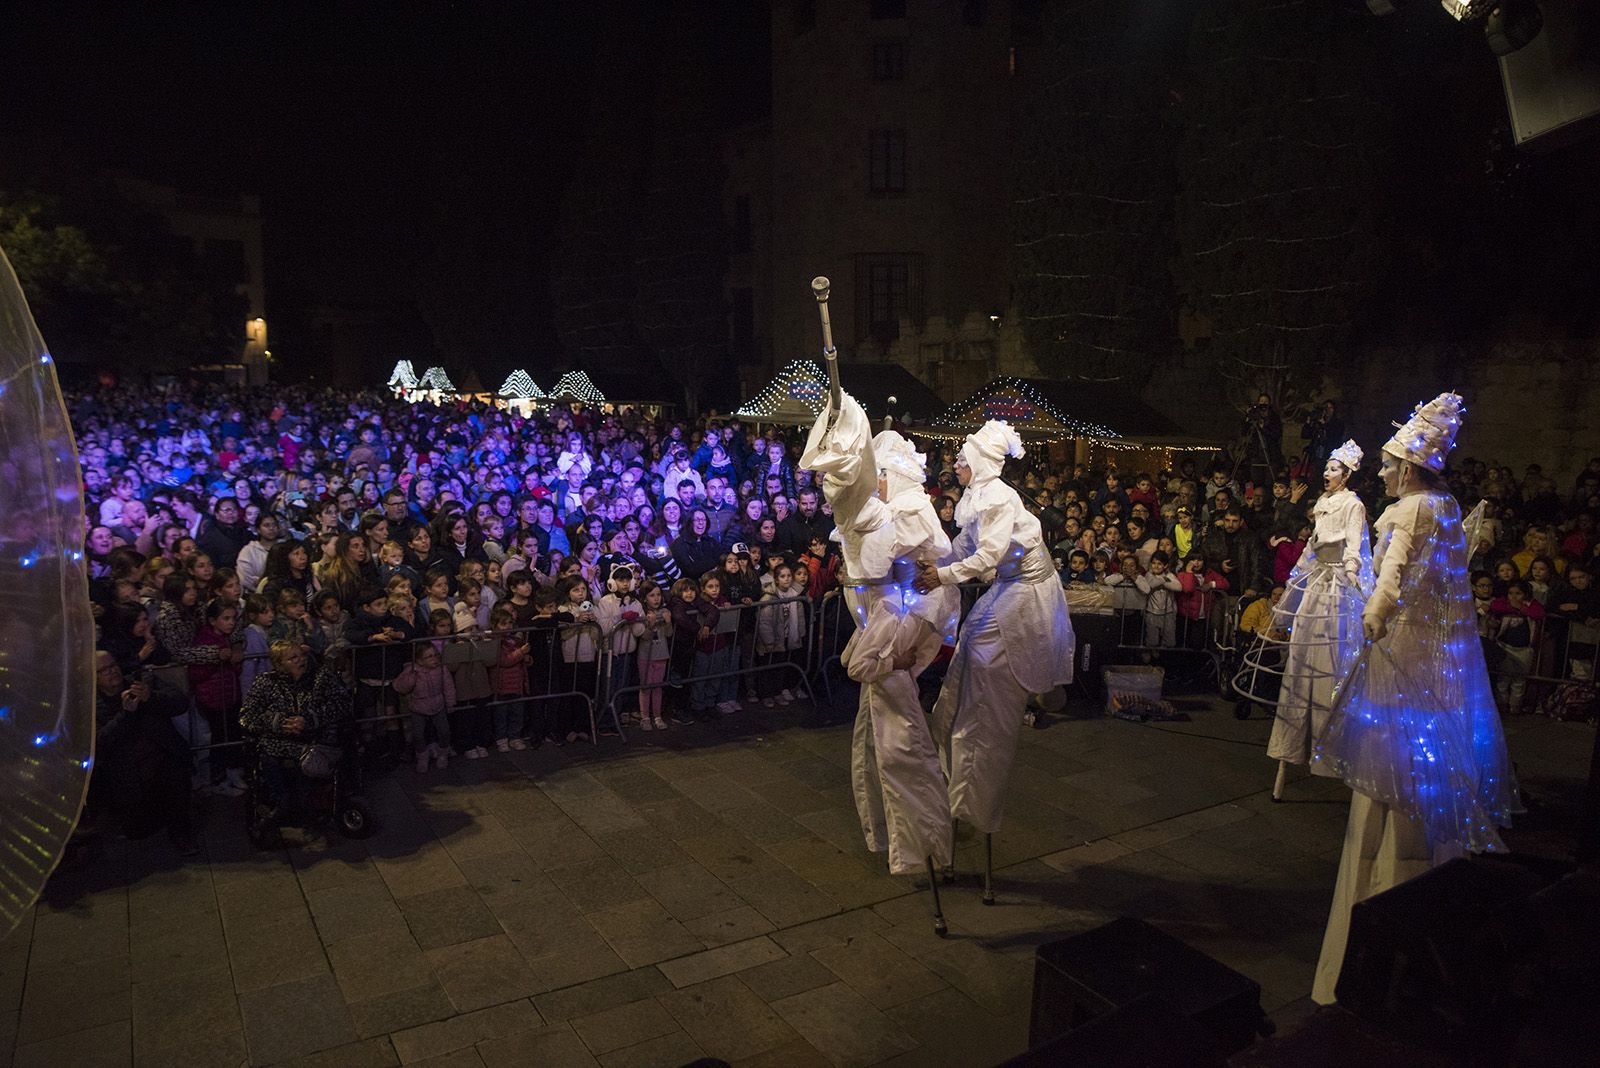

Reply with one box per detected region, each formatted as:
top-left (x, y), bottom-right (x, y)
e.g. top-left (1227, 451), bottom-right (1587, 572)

top-left (441, 636), bottom-right (498, 701)
top-left (1176, 568), bottom-right (1230, 622)
top-left (488, 635), bottom-right (529, 695)
top-left (757, 591), bottom-right (806, 652)
top-left (187, 625), bottom-right (240, 711)
top-left (393, 661), bottom-right (456, 716)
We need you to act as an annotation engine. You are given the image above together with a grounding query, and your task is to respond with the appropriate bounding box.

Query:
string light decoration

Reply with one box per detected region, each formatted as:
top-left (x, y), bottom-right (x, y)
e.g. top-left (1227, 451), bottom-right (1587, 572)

top-left (498, 369), bottom-right (545, 399)
top-left (549, 370), bottom-right (606, 405)
top-left (387, 359), bottom-right (418, 392)
top-left (418, 366), bottom-right (456, 393)
top-left (735, 359), bottom-right (832, 424)
top-left (923, 376), bottom-right (1119, 443)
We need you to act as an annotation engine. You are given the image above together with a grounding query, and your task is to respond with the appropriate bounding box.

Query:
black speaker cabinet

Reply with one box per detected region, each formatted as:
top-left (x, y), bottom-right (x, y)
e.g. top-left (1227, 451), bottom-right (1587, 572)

top-left (1003, 994), bottom-right (1223, 1068)
top-left (1336, 855), bottom-right (1567, 1055)
top-left (1029, 917), bottom-right (1267, 1055)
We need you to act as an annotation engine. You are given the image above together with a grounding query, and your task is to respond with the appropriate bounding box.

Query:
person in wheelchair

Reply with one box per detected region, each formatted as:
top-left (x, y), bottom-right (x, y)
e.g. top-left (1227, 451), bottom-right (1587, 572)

top-left (239, 639), bottom-right (364, 842)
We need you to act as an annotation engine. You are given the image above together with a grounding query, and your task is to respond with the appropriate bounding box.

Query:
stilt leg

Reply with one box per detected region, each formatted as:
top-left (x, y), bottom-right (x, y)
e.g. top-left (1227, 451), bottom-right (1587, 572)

top-left (942, 821), bottom-right (956, 883)
top-left (925, 856), bottom-right (949, 937)
top-left (982, 833), bottom-right (995, 906)
top-left (1272, 760), bottom-right (1288, 803)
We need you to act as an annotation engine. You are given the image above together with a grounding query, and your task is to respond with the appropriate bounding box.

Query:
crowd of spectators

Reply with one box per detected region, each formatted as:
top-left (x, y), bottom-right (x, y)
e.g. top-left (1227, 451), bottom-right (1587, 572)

top-left (72, 383), bottom-right (1600, 850)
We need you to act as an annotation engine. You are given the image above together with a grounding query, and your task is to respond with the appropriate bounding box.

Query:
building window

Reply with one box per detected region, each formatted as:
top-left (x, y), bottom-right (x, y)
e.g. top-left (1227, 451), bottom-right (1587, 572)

top-left (731, 288), bottom-right (754, 351)
top-left (962, 0), bottom-right (987, 26)
top-left (870, 0), bottom-right (906, 19)
top-left (867, 129), bottom-right (907, 196)
top-left (792, 0), bottom-right (815, 34)
top-left (871, 41), bottom-right (906, 81)
top-left (855, 256), bottom-right (921, 345)
top-left (732, 195), bottom-right (752, 254)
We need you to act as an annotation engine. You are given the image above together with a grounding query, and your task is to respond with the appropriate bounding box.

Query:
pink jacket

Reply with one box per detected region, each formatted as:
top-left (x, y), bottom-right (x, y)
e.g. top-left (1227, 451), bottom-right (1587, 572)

top-left (393, 662), bottom-right (456, 716)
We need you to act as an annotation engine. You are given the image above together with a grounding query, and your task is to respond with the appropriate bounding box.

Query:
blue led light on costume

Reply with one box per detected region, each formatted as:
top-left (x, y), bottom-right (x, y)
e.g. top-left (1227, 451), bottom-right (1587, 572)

top-left (0, 707), bottom-right (10, 721)
top-left (39, 353), bottom-right (51, 364)
top-left (32, 735), bottom-right (49, 747)
top-left (18, 554), bottom-right (35, 568)
top-left (80, 758), bottom-right (92, 770)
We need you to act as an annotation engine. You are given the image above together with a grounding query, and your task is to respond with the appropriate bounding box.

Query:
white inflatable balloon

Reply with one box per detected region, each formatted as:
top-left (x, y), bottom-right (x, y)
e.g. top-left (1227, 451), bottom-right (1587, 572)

top-left (0, 243), bottom-right (95, 936)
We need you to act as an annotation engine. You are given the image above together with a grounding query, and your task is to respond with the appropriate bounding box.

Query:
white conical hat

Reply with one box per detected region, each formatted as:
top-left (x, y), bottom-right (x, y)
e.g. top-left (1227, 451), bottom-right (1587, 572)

top-left (1329, 439), bottom-right (1363, 472)
top-left (871, 430), bottom-right (927, 496)
top-left (959, 420), bottom-right (1025, 482)
top-left (1382, 392), bottom-right (1464, 472)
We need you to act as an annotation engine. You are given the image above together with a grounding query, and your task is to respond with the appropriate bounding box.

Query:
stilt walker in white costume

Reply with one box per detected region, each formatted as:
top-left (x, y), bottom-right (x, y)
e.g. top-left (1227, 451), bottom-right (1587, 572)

top-left (1309, 392), bottom-right (1519, 1004)
top-left (1235, 440), bottom-right (1374, 800)
top-left (915, 420), bottom-right (1075, 903)
top-left (806, 277), bottom-right (959, 934)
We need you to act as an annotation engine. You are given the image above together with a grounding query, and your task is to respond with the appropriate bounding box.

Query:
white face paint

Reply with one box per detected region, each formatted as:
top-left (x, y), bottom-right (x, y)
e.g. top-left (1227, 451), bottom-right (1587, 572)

top-left (1323, 460), bottom-right (1349, 494)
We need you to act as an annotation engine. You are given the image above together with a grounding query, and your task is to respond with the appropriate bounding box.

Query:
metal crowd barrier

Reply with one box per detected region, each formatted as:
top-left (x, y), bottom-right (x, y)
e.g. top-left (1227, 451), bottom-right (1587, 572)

top-left (597, 595), bottom-right (816, 726)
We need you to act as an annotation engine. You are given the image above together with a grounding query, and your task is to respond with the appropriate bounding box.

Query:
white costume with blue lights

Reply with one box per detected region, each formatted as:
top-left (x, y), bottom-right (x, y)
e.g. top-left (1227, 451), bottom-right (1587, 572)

top-left (1309, 393), bottom-right (1518, 1004)
top-left (929, 421), bottom-right (1075, 834)
top-left (802, 396), bottom-right (960, 874)
top-left (1265, 442), bottom-right (1374, 769)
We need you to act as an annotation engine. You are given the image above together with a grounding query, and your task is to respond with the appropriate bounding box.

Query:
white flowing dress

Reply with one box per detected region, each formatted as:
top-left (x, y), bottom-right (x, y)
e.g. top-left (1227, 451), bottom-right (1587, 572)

top-left (929, 476), bottom-right (1075, 834)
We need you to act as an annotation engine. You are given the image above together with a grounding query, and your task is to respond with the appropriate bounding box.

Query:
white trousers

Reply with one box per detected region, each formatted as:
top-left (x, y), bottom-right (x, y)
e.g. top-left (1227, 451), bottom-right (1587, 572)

top-left (851, 670), bottom-right (954, 875)
top-left (929, 607), bottom-right (1031, 835)
top-left (1312, 789), bottom-right (1457, 1003)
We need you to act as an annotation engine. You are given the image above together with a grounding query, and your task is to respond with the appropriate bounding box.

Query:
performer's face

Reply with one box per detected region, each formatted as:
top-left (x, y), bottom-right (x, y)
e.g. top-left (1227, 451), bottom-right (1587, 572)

top-left (954, 457), bottom-right (972, 487)
top-left (1323, 460), bottom-right (1348, 494)
top-left (1380, 455), bottom-right (1402, 497)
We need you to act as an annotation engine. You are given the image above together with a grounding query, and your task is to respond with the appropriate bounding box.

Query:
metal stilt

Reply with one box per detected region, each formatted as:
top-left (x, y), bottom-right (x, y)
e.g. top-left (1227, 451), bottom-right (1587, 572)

top-left (1272, 760), bottom-right (1288, 802)
top-left (982, 833), bottom-right (995, 905)
top-left (926, 856), bottom-right (949, 937)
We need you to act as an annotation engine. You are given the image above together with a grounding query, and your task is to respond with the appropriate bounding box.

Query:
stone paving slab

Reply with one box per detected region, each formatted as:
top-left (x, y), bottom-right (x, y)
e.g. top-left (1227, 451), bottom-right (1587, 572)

top-left (8, 699), bottom-right (1587, 1066)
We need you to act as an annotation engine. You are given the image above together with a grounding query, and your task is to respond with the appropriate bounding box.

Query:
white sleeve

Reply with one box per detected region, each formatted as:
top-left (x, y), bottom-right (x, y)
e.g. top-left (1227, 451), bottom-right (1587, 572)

top-left (1365, 499), bottom-right (1420, 626)
top-left (1340, 496), bottom-right (1366, 578)
top-left (938, 498), bottom-right (1013, 586)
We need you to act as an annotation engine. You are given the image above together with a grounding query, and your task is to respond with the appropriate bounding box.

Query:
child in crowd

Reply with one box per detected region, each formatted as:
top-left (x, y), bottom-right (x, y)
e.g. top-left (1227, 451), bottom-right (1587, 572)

top-left (691, 572), bottom-right (739, 716)
top-left (1492, 580), bottom-right (1545, 713)
top-left (486, 604), bottom-right (529, 751)
top-left (594, 564), bottom-right (643, 725)
top-left (309, 590), bottom-right (346, 657)
top-left (454, 577), bottom-right (486, 634)
top-left (1103, 554), bottom-right (1146, 644)
top-left (632, 582), bottom-right (673, 731)
top-left (1135, 550), bottom-right (1182, 648)
top-left (239, 593), bottom-right (275, 694)
top-left (1175, 554), bottom-right (1229, 649)
top-left (441, 607), bottom-right (496, 759)
top-left (756, 563), bottom-right (806, 707)
top-left (1063, 549), bottom-right (1093, 586)
top-left (667, 577), bottom-right (707, 721)
top-left (189, 599), bottom-right (246, 794)
top-left (525, 587), bottom-right (562, 744)
top-left (555, 576), bottom-right (599, 743)
top-left (269, 588), bottom-right (310, 648)
top-left (504, 569), bottom-right (538, 628)
top-left (394, 639), bottom-right (456, 772)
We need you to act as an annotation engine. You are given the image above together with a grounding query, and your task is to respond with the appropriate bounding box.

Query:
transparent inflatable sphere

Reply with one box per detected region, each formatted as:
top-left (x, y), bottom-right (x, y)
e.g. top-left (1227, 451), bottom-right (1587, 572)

top-left (0, 243), bottom-right (94, 936)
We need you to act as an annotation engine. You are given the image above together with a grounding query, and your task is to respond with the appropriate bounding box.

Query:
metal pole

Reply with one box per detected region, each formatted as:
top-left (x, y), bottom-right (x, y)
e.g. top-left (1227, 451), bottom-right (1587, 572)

top-left (982, 833), bottom-right (995, 906)
top-left (925, 856), bottom-right (949, 937)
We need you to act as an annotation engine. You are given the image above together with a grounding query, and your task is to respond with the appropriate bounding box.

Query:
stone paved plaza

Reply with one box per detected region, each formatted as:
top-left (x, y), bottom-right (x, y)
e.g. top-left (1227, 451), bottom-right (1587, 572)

top-left (2, 693), bottom-right (1587, 1068)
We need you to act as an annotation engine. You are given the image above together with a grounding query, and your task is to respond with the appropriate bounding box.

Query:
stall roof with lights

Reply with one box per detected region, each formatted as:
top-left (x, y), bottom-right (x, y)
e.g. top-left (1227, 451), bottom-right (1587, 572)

top-left (736, 359), bottom-right (830, 426)
top-left (498, 370), bottom-right (545, 399)
top-left (921, 376), bottom-right (1214, 449)
top-left (548, 370), bottom-right (607, 404)
top-left (388, 359), bottom-right (418, 390)
top-left (418, 366), bottom-right (456, 393)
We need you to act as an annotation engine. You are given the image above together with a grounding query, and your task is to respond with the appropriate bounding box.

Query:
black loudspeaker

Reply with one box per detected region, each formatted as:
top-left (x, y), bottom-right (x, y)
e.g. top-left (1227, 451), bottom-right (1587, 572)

top-left (1029, 917), bottom-right (1267, 1056)
top-left (1002, 994), bottom-right (1223, 1068)
top-left (1336, 855), bottom-right (1570, 1056)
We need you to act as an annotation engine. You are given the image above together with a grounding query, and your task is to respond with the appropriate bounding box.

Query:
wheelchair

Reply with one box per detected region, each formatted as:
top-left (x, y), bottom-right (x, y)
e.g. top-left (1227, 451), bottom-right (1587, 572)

top-left (242, 719), bottom-right (375, 848)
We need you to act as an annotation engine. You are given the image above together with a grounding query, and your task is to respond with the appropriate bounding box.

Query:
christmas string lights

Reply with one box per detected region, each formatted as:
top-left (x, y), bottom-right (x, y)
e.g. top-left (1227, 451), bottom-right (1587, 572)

top-left (497, 369), bottom-right (545, 399)
top-left (548, 371), bottom-right (606, 404)
top-left (387, 359), bottom-right (418, 392)
top-left (736, 359), bottom-right (830, 424)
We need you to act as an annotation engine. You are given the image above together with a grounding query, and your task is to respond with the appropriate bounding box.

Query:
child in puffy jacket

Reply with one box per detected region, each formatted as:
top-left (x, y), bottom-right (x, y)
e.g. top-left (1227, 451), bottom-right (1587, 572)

top-left (394, 640), bottom-right (456, 773)
top-left (1135, 551), bottom-right (1182, 648)
top-left (691, 572), bottom-right (738, 716)
top-left (1175, 555), bottom-right (1229, 649)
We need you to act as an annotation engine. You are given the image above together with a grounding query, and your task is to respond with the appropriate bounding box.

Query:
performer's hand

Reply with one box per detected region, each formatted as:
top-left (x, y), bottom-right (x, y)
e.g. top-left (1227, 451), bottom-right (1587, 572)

top-left (1362, 612), bottom-right (1387, 643)
top-left (892, 648), bottom-right (918, 673)
top-left (913, 560), bottom-right (940, 593)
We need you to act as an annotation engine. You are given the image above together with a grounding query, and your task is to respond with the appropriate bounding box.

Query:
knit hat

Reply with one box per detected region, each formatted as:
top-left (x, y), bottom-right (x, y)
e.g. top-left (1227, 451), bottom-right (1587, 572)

top-left (1382, 392), bottom-right (1464, 472)
top-left (958, 420), bottom-right (1025, 483)
top-left (871, 430), bottom-right (928, 499)
top-left (1328, 439), bottom-right (1363, 472)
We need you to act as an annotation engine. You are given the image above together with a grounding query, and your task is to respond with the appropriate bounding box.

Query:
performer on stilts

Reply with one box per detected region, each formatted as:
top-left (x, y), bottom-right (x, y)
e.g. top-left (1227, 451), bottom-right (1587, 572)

top-left (1309, 392), bottom-right (1519, 1004)
top-left (806, 277), bottom-right (958, 934)
top-left (914, 420), bottom-right (1075, 903)
top-left (1234, 440), bottom-right (1373, 800)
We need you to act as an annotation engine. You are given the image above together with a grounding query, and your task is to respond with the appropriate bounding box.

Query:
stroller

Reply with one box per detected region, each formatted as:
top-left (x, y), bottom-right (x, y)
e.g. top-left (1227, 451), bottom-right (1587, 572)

top-left (243, 715), bottom-right (375, 849)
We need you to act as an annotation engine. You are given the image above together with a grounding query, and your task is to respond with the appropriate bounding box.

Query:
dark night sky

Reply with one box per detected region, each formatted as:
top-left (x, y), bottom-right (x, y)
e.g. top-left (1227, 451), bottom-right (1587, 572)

top-left (0, 2), bottom-right (769, 378)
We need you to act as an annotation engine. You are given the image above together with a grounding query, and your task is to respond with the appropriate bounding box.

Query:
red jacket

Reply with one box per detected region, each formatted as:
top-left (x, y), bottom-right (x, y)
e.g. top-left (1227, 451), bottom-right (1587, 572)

top-left (1175, 569), bottom-right (1229, 621)
top-left (488, 636), bottom-right (529, 695)
top-left (187, 625), bottom-right (240, 711)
